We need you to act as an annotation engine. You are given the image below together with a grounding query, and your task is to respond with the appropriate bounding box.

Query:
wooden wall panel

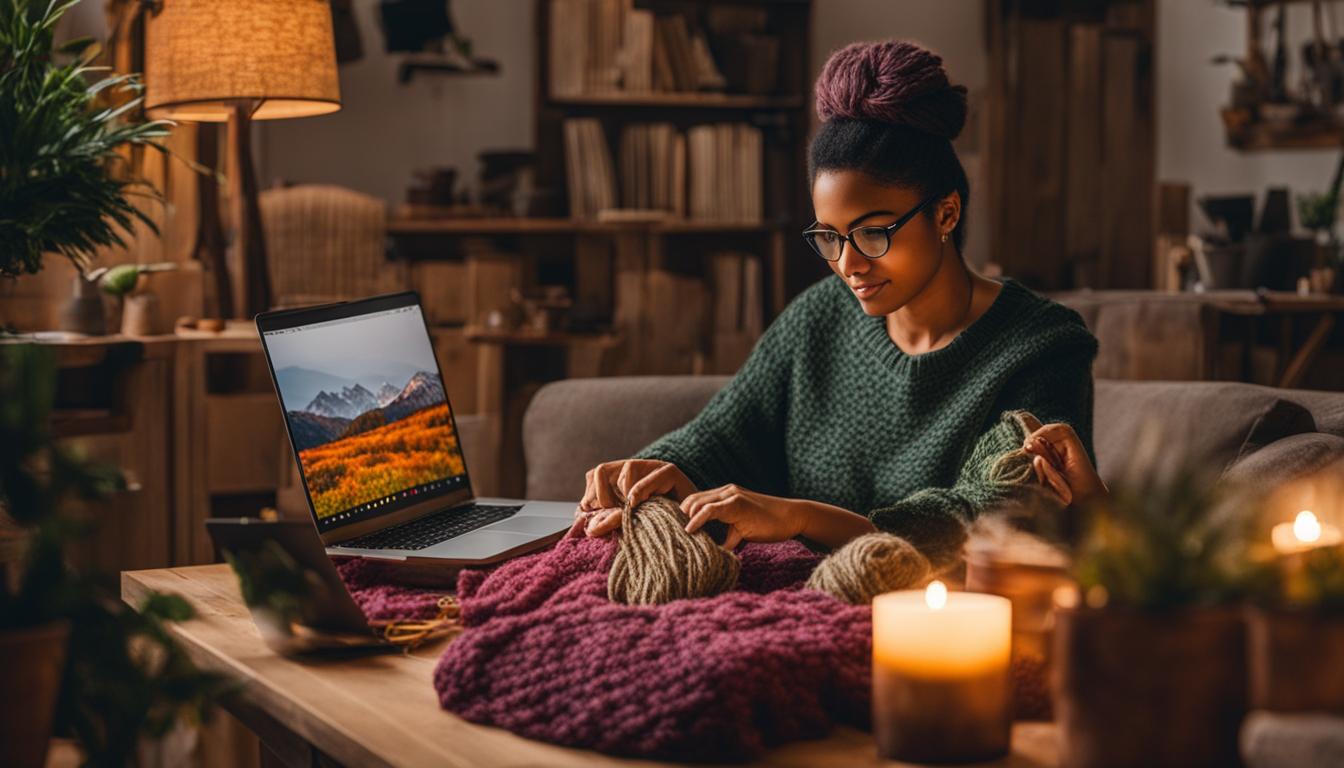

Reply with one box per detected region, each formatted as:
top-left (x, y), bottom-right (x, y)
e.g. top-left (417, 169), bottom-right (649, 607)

top-left (1065, 24), bottom-right (1104, 288)
top-left (985, 0), bottom-right (1156, 291)
top-left (1100, 27), bottom-right (1156, 289)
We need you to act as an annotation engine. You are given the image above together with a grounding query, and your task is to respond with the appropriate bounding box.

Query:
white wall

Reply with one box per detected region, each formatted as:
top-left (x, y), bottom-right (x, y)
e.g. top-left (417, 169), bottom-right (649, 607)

top-left (257, 0), bottom-right (536, 205)
top-left (1157, 0), bottom-right (1339, 226)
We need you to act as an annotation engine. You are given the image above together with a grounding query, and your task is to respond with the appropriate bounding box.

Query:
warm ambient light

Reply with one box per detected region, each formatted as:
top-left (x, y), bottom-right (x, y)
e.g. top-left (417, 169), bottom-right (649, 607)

top-left (1294, 510), bottom-right (1323, 544)
top-left (1272, 509), bottom-right (1343, 554)
top-left (144, 0), bottom-right (341, 121)
top-left (925, 579), bottom-right (948, 610)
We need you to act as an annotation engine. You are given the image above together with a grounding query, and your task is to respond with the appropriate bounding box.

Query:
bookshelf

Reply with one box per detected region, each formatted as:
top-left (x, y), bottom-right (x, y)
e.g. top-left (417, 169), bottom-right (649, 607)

top-left (535, 0), bottom-right (818, 309)
top-left (391, 0), bottom-right (815, 496)
top-left (549, 92), bottom-right (804, 110)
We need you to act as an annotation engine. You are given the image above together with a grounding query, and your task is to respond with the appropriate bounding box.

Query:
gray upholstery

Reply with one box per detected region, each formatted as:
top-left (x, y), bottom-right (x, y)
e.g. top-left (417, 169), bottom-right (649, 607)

top-left (1092, 380), bottom-right (1319, 485)
top-left (1222, 433), bottom-right (1344, 487)
top-left (523, 376), bottom-right (729, 501)
top-left (523, 376), bottom-right (1344, 503)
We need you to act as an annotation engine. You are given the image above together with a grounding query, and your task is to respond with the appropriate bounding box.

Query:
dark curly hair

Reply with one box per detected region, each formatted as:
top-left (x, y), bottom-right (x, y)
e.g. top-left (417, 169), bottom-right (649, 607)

top-left (808, 40), bottom-right (971, 252)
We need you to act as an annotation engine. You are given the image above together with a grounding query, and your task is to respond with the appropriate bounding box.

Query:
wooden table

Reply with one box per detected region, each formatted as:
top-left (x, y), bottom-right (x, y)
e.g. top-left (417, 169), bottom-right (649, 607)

top-left (1052, 288), bottom-right (1344, 387)
top-left (122, 564), bottom-right (1059, 768)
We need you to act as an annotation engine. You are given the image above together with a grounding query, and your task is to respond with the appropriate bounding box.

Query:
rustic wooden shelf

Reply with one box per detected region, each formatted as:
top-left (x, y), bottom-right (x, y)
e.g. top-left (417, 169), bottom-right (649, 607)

top-left (462, 325), bottom-right (621, 347)
top-left (387, 216), bottom-right (779, 236)
top-left (1226, 118), bottom-right (1344, 152)
top-left (547, 91), bottom-right (802, 110)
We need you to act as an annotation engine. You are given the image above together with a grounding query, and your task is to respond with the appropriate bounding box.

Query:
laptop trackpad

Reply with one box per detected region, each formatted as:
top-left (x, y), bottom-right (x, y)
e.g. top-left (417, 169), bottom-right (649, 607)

top-left (490, 515), bottom-right (572, 536)
top-left (440, 529), bottom-right (539, 560)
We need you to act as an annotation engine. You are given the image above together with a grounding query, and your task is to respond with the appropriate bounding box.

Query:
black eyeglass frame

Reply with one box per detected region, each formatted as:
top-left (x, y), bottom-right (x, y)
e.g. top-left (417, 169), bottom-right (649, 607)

top-left (801, 193), bottom-right (943, 262)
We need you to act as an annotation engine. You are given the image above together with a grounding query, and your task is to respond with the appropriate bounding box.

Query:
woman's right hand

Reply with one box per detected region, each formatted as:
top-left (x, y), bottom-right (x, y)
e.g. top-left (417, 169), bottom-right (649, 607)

top-left (576, 459), bottom-right (697, 537)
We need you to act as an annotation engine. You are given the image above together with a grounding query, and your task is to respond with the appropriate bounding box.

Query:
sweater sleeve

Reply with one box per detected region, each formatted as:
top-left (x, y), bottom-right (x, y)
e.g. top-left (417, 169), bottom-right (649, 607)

top-left (867, 413), bottom-right (1043, 571)
top-left (868, 336), bottom-right (1097, 571)
top-left (631, 316), bottom-right (792, 495)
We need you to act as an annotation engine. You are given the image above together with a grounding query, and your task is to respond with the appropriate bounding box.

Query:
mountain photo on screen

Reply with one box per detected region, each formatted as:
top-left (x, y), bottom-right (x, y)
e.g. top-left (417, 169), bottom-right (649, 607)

top-left (266, 308), bottom-right (466, 519)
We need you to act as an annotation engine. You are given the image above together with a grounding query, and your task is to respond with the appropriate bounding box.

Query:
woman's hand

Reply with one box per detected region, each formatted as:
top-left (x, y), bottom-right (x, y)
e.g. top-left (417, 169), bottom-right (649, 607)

top-left (576, 459), bottom-right (696, 537)
top-left (1020, 416), bottom-right (1108, 508)
top-left (681, 484), bottom-right (804, 550)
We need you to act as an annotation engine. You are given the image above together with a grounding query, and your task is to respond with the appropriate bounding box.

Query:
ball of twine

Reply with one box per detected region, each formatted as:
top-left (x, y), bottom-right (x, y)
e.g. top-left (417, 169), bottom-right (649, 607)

top-left (607, 496), bottom-right (741, 605)
top-left (805, 532), bottom-right (931, 605)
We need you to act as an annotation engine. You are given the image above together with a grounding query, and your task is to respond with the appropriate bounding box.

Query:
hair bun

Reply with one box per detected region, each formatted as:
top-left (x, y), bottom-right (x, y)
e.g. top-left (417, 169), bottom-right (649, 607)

top-left (815, 40), bottom-right (968, 141)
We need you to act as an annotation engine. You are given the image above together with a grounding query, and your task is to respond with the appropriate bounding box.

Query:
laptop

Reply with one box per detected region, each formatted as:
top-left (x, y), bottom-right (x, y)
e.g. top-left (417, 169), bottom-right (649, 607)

top-left (256, 291), bottom-right (573, 566)
top-left (205, 518), bottom-right (393, 653)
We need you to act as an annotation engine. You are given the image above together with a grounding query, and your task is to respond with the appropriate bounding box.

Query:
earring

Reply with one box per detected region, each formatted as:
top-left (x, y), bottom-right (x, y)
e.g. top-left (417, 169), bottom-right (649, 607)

top-left (940, 233), bottom-right (949, 243)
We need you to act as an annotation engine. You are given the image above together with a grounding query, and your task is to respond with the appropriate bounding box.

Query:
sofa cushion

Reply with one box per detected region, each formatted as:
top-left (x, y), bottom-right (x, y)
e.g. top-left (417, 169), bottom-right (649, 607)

top-left (1094, 380), bottom-right (1316, 485)
top-left (1222, 432), bottom-right (1344, 488)
top-left (1280, 388), bottom-right (1344, 439)
top-left (523, 376), bottom-right (730, 501)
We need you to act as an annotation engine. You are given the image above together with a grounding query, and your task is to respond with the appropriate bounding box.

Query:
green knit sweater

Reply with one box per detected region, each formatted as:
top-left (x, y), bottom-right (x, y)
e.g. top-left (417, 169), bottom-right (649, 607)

top-left (634, 275), bottom-right (1098, 569)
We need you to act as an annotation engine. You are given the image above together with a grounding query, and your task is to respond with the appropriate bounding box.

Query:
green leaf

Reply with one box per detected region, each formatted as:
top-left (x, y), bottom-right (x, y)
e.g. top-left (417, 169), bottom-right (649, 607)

top-left (139, 592), bottom-right (196, 622)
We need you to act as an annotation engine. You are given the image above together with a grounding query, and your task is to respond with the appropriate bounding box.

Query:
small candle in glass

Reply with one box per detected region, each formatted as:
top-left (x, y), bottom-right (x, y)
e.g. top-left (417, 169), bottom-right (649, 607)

top-left (1271, 510), bottom-right (1342, 555)
top-left (872, 581), bottom-right (1013, 763)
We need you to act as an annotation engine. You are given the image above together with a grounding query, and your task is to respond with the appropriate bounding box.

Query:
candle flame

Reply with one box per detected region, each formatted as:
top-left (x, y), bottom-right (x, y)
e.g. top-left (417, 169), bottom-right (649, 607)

top-left (1294, 510), bottom-right (1323, 544)
top-left (925, 580), bottom-right (948, 611)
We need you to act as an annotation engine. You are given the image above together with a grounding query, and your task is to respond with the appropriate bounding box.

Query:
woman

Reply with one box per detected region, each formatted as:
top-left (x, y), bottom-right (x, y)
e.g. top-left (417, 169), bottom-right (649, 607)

top-left (576, 40), bottom-right (1106, 570)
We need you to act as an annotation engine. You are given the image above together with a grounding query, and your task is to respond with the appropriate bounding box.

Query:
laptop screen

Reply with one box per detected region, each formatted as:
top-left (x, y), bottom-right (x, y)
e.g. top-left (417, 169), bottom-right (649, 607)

top-left (260, 299), bottom-right (470, 533)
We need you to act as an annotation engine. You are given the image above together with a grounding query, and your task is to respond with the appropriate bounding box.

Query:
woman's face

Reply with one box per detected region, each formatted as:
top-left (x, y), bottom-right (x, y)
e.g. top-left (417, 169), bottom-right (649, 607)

top-left (809, 169), bottom-right (957, 317)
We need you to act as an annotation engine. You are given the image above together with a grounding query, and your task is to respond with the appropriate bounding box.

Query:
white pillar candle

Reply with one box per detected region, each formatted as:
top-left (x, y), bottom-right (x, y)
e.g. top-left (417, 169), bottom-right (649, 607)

top-left (872, 581), bottom-right (1013, 763)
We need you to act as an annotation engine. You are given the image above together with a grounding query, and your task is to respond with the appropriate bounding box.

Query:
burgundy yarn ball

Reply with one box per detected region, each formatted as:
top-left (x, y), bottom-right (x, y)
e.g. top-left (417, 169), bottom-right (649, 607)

top-left (814, 39), bottom-right (968, 140)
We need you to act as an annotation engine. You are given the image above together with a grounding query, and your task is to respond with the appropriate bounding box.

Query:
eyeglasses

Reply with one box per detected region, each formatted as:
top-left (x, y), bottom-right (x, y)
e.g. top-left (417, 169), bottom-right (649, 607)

top-left (801, 194), bottom-right (942, 262)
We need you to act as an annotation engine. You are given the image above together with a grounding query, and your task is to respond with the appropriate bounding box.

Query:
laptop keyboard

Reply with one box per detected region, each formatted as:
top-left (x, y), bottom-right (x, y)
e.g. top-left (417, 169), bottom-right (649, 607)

top-left (342, 503), bottom-right (521, 551)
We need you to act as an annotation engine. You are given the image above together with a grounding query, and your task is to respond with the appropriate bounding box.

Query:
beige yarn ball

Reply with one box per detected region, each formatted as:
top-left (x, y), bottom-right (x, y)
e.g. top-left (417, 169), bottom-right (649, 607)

top-left (607, 496), bottom-right (741, 605)
top-left (806, 532), bottom-right (931, 605)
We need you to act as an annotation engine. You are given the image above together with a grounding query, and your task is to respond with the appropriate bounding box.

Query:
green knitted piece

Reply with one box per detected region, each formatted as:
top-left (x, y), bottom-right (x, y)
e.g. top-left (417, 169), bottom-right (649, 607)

top-left (634, 276), bottom-right (1097, 571)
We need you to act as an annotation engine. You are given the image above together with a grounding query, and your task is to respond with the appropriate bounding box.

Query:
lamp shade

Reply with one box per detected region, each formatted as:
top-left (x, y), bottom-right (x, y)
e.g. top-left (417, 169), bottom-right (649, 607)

top-left (145, 0), bottom-right (341, 122)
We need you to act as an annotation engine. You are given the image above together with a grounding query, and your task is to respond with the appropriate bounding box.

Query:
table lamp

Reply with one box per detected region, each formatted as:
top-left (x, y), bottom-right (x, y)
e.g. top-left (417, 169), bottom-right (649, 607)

top-left (144, 0), bottom-right (341, 319)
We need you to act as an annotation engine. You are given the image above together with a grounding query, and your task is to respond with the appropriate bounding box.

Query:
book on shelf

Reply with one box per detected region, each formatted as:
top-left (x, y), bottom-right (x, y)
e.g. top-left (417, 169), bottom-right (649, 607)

top-left (619, 123), bottom-right (683, 214)
top-left (708, 250), bottom-right (762, 373)
top-left (563, 118), bottom-right (617, 219)
top-left (687, 122), bottom-right (762, 223)
top-left (605, 121), bottom-right (759, 223)
top-left (548, 0), bottom-right (756, 98)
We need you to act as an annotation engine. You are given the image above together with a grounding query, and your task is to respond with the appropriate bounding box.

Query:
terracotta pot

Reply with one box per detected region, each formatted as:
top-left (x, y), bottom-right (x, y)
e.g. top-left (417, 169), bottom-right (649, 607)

top-left (120, 292), bottom-right (161, 336)
top-left (1248, 607), bottom-right (1344, 712)
top-left (1053, 606), bottom-right (1246, 768)
top-left (965, 547), bottom-right (1072, 721)
top-left (0, 621), bottom-right (70, 768)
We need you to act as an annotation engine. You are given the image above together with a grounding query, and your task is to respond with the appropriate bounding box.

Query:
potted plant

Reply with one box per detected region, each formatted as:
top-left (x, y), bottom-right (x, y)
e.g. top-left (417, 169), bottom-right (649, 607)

top-left (1051, 441), bottom-right (1267, 768)
top-left (93, 262), bottom-right (176, 334)
top-left (0, 344), bottom-right (228, 768)
top-left (1, 0), bottom-right (171, 332)
top-left (1296, 152), bottom-right (1344, 292)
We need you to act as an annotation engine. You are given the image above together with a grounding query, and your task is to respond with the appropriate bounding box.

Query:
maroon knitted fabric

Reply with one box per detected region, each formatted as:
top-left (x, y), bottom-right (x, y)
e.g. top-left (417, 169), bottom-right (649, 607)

top-left (335, 557), bottom-right (446, 622)
top-left (431, 528), bottom-right (872, 762)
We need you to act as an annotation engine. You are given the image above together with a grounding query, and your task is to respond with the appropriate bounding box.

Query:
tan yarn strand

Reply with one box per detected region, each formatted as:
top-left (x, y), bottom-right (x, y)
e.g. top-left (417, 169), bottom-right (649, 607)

top-left (607, 496), bottom-right (740, 605)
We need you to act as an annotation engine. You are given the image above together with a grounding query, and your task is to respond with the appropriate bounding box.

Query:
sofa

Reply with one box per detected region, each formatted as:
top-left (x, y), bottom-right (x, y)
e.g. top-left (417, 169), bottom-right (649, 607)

top-left (522, 377), bottom-right (1344, 503)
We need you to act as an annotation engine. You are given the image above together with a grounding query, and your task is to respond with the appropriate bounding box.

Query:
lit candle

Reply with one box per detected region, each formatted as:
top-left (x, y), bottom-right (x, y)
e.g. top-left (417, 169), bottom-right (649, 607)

top-left (871, 581), bottom-right (1013, 763)
top-left (1271, 510), bottom-right (1343, 554)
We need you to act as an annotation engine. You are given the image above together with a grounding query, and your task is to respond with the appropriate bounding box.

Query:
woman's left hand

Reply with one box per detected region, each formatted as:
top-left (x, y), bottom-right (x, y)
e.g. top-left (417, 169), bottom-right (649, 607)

top-left (681, 484), bottom-right (803, 550)
top-left (1019, 416), bottom-right (1108, 508)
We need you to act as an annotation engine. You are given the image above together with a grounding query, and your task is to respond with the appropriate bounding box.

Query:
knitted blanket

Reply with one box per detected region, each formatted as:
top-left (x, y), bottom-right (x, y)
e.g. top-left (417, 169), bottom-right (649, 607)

top-left (431, 525), bottom-right (871, 762)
